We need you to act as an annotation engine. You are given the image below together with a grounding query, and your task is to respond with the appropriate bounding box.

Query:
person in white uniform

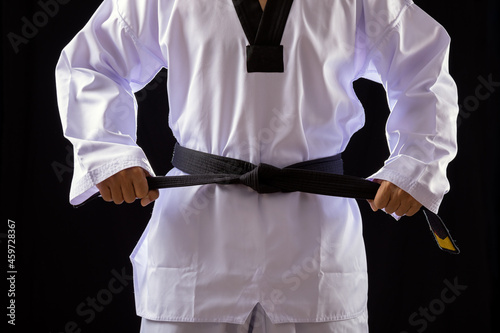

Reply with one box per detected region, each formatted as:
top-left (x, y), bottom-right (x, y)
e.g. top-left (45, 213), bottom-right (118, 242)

top-left (55, 0), bottom-right (458, 332)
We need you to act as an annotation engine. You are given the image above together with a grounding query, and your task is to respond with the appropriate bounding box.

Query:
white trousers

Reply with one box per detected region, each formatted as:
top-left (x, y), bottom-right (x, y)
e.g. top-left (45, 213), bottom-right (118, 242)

top-left (140, 304), bottom-right (368, 333)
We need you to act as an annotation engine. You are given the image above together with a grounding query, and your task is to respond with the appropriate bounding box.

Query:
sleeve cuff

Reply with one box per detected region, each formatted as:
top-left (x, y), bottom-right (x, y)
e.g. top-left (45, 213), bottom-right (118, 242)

top-left (369, 167), bottom-right (444, 215)
top-left (69, 157), bottom-right (155, 206)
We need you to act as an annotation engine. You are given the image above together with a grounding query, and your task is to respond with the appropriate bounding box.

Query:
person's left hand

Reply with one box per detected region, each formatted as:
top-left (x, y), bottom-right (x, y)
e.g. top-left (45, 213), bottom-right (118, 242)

top-left (368, 179), bottom-right (422, 217)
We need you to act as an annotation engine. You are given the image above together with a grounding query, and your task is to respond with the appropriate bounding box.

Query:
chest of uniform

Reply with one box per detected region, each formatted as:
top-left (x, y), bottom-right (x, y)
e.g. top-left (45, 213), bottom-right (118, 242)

top-left (166, 0), bottom-right (359, 58)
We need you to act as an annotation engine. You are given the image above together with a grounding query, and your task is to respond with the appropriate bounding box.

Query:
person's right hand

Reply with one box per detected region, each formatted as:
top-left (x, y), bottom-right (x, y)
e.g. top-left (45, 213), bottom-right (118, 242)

top-left (96, 167), bottom-right (159, 207)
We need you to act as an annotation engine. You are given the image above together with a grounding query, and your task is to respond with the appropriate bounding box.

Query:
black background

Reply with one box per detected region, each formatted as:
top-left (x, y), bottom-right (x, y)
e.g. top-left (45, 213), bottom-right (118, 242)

top-left (1, 0), bottom-right (499, 332)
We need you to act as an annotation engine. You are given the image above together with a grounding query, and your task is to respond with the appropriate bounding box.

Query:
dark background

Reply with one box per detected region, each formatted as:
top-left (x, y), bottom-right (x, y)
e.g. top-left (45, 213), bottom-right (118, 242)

top-left (1, 0), bottom-right (499, 332)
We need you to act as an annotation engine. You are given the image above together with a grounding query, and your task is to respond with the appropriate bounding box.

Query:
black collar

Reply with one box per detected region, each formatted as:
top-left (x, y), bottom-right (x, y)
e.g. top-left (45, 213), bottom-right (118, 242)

top-left (232, 0), bottom-right (295, 73)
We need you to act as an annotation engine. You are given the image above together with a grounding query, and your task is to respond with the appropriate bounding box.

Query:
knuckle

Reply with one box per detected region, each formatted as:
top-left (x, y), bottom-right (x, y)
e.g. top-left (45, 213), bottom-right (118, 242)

top-left (396, 188), bottom-right (407, 198)
top-left (136, 186), bottom-right (149, 198)
top-left (116, 169), bottom-right (128, 179)
top-left (130, 166), bottom-right (144, 177)
top-left (395, 207), bottom-right (406, 216)
top-left (112, 193), bottom-right (124, 205)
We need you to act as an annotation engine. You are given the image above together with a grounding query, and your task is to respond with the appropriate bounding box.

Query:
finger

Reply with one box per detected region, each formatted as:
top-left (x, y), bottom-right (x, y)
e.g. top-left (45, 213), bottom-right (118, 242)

top-left (395, 202), bottom-right (411, 217)
top-left (405, 203), bottom-right (422, 217)
top-left (367, 199), bottom-right (377, 212)
top-left (391, 189), bottom-right (414, 215)
top-left (368, 179), bottom-right (385, 211)
top-left (109, 183), bottom-right (124, 205)
top-left (141, 189), bottom-right (159, 207)
top-left (97, 184), bottom-right (112, 202)
top-left (393, 187), bottom-right (414, 213)
top-left (373, 183), bottom-right (391, 211)
top-left (384, 198), bottom-right (401, 215)
top-left (132, 171), bottom-right (149, 199)
top-left (121, 180), bottom-right (137, 204)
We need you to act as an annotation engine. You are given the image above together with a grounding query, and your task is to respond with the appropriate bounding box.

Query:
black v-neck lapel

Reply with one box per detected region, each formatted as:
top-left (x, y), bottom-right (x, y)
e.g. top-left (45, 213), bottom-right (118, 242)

top-left (255, 0), bottom-right (294, 45)
top-left (232, 0), bottom-right (263, 45)
top-left (232, 0), bottom-right (295, 73)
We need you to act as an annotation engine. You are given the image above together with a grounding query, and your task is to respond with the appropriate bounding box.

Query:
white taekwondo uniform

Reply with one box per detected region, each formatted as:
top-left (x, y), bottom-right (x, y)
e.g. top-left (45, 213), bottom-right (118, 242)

top-left (56, 0), bottom-right (458, 331)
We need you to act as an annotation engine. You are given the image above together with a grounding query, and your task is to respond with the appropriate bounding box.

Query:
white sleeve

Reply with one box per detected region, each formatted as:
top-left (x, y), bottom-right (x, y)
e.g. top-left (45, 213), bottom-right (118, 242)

top-left (55, 0), bottom-right (172, 205)
top-left (358, 1), bottom-right (459, 213)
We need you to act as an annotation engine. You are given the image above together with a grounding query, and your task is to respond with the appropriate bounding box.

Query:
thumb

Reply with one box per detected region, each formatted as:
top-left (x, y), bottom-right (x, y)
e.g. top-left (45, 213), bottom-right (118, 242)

top-left (367, 199), bottom-right (378, 212)
top-left (367, 179), bottom-right (383, 212)
top-left (141, 189), bottom-right (159, 207)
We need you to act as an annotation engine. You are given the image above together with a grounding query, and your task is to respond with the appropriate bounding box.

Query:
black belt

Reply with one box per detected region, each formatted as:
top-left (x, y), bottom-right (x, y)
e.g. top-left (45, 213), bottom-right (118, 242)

top-left (77, 143), bottom-right (459, 254)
